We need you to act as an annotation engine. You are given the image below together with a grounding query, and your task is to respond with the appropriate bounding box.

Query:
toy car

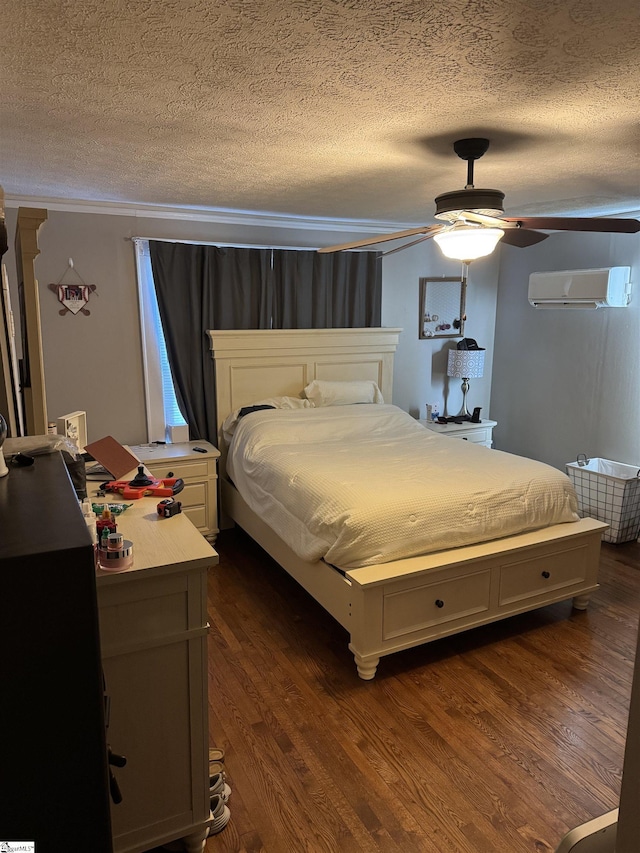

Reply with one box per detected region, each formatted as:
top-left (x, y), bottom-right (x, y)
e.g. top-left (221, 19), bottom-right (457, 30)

top-left (157, 498), bottom-right (182, 518)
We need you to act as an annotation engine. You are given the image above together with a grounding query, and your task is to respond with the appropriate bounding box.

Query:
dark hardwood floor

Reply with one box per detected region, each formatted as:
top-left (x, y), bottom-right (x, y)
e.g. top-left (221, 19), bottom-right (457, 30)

top-left (202, 529), bottom-right (640, 853)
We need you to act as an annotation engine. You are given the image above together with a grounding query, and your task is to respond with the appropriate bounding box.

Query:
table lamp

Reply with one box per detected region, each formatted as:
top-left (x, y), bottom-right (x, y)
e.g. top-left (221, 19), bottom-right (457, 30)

top-left (447, 349), bottom-right (485, 419)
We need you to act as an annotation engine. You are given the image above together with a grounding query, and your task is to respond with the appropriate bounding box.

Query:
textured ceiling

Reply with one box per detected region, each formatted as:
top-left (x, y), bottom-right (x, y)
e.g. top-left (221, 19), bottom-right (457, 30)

top-left (2, 0), bottom-right (640, 225)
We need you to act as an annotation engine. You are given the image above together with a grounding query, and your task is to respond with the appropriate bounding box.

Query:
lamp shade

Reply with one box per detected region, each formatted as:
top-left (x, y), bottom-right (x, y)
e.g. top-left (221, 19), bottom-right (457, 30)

top-left (433, 226), bottom-right (503, 261)
top-left (447, 349), bottom-right (485, 379)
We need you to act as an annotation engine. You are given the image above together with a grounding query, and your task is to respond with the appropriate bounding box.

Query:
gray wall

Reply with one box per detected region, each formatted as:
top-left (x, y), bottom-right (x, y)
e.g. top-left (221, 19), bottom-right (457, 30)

top-left (4, 203), bottom-right (637, 476)
top-left (382, 245), bottom-right (499, 421)
top-left (2, 205), bottom-right (499, 446)
top-left (491, 230), bottom-right (639, 469)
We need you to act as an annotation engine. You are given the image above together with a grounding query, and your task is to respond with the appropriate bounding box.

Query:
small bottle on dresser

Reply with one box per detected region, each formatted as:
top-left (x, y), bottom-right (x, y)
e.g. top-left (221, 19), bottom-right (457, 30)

top-left (426, 402), bottom-right (441, 422)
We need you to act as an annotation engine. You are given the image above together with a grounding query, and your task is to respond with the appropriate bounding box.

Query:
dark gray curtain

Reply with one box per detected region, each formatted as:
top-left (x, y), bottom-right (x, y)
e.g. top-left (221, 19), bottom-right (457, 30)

top-left (149, 241), bottom-right (272, 441)
top-left (272, 249), bottom-right (381, 328)
top-left (149, 242), bottom-right (382, 442)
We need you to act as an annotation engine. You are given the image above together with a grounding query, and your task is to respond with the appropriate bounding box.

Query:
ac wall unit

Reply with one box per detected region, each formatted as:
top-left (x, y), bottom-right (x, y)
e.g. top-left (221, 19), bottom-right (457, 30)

top-left (528, 267), bottom-right (632, 310)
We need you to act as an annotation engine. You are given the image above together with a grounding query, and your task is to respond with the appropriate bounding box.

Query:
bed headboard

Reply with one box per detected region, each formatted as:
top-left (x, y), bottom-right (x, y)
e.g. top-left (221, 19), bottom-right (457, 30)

top-left (207, 327), bottom-right (402, 476)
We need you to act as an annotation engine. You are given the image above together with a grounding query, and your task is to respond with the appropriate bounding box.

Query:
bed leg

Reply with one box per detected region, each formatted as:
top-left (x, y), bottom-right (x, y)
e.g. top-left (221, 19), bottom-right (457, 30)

top-left (353, 652), bottom-right (379, 680)
top-left (572, 593), bottom-right (591, 610)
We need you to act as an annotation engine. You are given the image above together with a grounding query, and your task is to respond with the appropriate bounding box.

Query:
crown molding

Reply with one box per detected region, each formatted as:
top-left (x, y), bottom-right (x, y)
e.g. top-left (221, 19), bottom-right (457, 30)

top-left (2, 194), bottom-right (417, 234)
top-left (5, 194), bottom-right (637, 238)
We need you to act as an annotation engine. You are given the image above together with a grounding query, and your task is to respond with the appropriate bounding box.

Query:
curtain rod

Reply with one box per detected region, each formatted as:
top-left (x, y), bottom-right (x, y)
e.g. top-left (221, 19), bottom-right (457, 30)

top-left (128, 236), bottom-right (323, 251)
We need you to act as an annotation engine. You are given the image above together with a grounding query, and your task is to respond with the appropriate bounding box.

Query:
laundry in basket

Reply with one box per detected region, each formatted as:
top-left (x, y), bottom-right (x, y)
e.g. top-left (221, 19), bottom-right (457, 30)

top-left (566, 455), bottom-right (640, 544)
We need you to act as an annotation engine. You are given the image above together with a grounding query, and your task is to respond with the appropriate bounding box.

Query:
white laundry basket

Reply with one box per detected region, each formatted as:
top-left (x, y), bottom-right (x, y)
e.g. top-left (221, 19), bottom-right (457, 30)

top-left (566, 455), bottom-right (640, 544)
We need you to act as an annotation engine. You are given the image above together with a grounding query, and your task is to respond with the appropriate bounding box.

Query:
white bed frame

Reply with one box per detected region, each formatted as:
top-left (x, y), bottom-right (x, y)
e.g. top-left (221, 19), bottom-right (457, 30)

top-left (208, 328), bottom-right (606, 680)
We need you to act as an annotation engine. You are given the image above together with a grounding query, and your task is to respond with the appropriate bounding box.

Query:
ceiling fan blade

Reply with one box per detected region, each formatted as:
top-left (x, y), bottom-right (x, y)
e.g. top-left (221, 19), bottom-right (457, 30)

top-left (502, 216), bottom-right (640, 234)
top-left (317, 225), bottom-right (440, 253)
top-left (382, 231), bottom-right (442, 256)
top-left (500, 229), bottom-right (549, 248)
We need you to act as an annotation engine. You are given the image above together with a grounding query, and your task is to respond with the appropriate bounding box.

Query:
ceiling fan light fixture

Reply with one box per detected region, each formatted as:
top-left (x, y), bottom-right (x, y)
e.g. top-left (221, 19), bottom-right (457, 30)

top-left (433, 225), bottom-right (504, 261)
top-left (434, 188), bottom-right (505, 221)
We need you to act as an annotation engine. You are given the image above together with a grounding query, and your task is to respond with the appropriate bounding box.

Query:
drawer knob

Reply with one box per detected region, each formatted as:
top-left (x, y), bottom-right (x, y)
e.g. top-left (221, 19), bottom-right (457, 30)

top-left (541, 570), bottom-right (550, 579)
top-left (167, 471), bottom-right (174, 478)
top-left (435, 599), bottom-right (444, 608)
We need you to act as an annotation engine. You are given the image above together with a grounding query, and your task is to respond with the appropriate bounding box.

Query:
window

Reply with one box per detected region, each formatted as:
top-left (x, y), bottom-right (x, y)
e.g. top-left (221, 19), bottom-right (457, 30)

top-left (134, 239), bottom-right (187, 442)
top-left (135, 237), bottom-right (381, 441)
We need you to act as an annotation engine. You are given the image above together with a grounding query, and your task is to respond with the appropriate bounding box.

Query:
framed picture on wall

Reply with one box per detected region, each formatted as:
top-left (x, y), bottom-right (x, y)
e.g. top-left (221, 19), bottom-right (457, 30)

top-left (419, 276), bottom-right (466, 339)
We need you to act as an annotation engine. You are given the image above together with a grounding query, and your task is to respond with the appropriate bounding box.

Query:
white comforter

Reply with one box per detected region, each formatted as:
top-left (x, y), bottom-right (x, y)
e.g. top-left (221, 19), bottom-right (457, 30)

top-left (227, 404), bottom-right (579, 569)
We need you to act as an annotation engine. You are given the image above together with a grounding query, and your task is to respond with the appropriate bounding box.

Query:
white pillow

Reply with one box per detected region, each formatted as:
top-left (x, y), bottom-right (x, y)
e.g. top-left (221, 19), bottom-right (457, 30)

top-left (302, 379), bottom-right (384, 407)
top-left (221, 395), bottom-right (313, 443)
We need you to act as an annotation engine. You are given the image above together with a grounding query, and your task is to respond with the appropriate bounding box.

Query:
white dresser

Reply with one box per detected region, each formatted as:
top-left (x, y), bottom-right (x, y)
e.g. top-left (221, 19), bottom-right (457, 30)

top-left (95, 491), bottom-right (218, 853)
top-left (419, 418), bottom-right (497, 447)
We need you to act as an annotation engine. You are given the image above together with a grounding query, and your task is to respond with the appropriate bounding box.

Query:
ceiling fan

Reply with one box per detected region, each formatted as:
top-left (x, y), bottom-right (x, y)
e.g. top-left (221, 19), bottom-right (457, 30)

top-left (318, 138), bottom-right (640, 261)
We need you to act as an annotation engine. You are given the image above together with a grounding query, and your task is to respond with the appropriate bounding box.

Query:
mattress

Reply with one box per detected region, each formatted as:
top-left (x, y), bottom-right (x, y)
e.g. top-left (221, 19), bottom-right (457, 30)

top-left (226, 404), bottom-right (579, 569)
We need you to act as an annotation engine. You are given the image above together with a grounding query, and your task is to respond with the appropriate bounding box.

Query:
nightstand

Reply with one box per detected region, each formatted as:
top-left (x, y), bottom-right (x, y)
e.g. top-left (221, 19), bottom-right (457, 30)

top-left (419, 418), bottom-right (497, 447)
top-left (130, 440), bottom-right (220, 540)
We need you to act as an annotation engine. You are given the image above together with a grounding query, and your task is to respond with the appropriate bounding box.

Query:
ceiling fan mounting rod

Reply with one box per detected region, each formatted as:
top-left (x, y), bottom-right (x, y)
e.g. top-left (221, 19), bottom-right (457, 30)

top-left (453, 138), bottom-right (490, 189)
top-left (466, 162), bottom-right (474, 189)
